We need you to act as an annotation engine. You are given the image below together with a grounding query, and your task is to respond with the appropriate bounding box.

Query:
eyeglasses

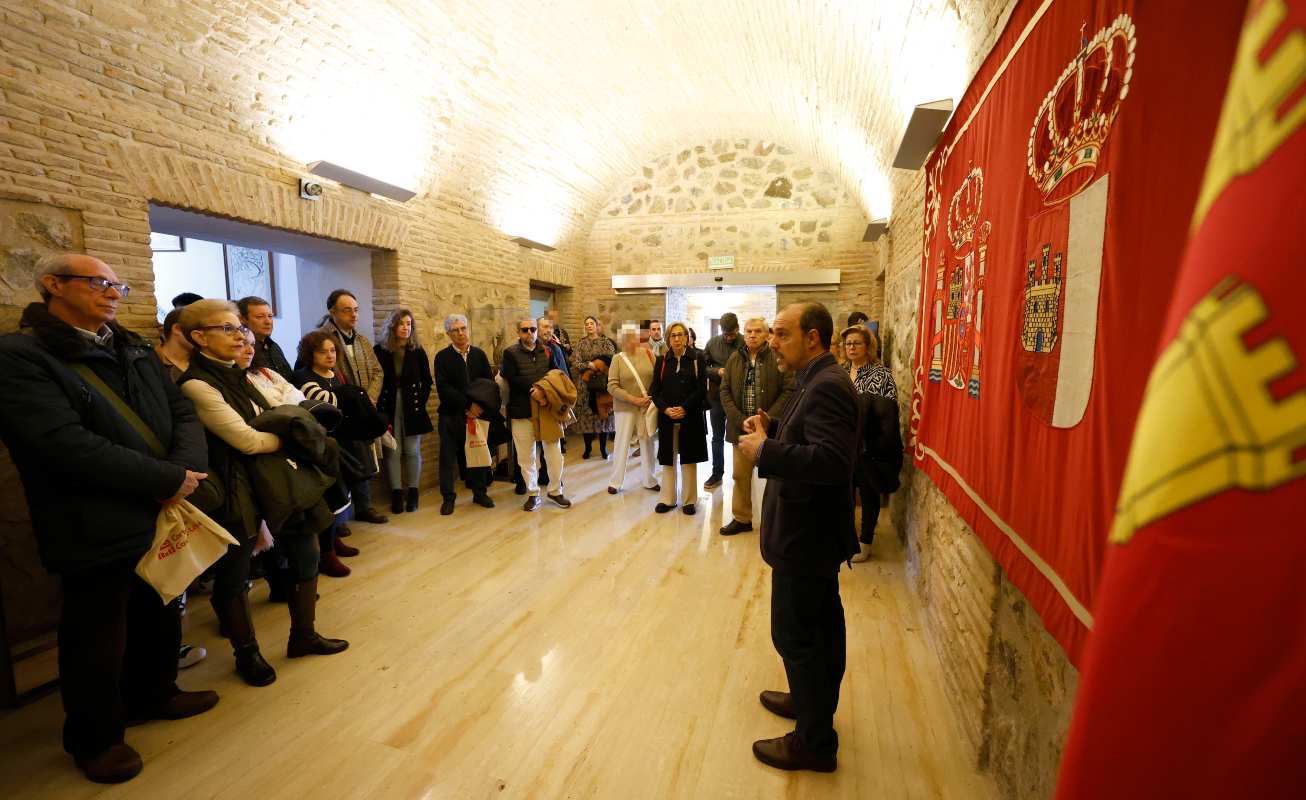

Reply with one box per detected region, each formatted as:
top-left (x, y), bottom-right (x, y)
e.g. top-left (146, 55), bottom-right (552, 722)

top-left (199, 323), bottom-right (252, 338)
top-left (520, 326), bottom-right (537, 333)
top-left (844, 341), bottom-right (865, 348)
top-left (668, 332), bottom-right (687, 339)
top-left (55, 274), bottom-right (131, 297)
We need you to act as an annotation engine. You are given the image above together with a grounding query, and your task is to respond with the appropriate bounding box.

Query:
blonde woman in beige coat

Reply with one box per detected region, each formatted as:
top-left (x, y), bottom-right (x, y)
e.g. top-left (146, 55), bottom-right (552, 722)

top-left (606, 325), bottom-right (660, 494)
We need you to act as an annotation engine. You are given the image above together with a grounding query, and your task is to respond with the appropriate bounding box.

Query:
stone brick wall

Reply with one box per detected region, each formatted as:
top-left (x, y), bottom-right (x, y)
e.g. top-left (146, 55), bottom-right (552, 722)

top-left (578, 138), bottom-right (882, 335)
top-left (879, 2), bottom-right (1078, 798)
top-left (0, 2), bottom-right (579, 646)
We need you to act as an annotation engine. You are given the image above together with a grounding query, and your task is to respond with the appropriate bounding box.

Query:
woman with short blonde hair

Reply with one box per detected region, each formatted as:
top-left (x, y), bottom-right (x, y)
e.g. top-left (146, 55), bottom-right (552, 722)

top-left (606, 323), bottom-right (659, 494)
top-left (649, 322), bottom-right (708, 514)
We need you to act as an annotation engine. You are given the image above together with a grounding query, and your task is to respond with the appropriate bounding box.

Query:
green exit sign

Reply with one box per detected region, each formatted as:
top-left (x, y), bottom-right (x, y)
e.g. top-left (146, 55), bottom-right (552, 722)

top-left (708, 254), bottom-right (735, 270)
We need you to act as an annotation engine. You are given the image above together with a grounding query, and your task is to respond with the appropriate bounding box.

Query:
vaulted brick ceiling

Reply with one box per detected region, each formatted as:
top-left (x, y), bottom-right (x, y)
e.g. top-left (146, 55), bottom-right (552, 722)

top-left (133, 0), bottom-right (986, 247)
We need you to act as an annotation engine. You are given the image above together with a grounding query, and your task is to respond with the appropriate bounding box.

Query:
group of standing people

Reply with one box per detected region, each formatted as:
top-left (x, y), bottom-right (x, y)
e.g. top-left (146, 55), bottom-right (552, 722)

top-left (0, 249), bottom-right (900, 783)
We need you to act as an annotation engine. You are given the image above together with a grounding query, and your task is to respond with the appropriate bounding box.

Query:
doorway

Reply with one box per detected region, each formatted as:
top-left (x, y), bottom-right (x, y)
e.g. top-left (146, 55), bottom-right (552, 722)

top-left (669, 285), bottom-right (778, 346)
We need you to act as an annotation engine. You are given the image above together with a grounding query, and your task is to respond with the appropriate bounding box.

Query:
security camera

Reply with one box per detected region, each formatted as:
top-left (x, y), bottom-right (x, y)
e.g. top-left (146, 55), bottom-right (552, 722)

top-left (299, 178), bottom-right (324, 201)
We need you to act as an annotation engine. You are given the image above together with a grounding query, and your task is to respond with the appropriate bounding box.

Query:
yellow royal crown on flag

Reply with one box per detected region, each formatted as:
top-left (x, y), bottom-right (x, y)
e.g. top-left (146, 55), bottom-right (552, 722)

top-left (946, 167), bottom-right (985, 251)
top-left (1026, 15), bottom-right (1136, 202)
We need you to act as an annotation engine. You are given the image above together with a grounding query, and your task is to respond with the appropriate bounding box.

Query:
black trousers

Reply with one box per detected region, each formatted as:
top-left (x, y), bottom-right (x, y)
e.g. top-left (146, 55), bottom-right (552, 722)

top-left (216, 531), bottom-right (318, 599)
top-left (438, 413), bottom-right (488, 500)
top-left (708, 401), bottom-right (726, 477)
top-left (855, 470), bottom-right (881, 545)
top-left (770, 571), bottom-right (846, 756)
top-left (58, 558), bottom-right (182, 758)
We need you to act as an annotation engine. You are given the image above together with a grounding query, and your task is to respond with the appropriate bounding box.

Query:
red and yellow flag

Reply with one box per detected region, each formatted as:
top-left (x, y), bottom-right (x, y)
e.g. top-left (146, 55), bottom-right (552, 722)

top-left (1056, 1), bottom-right (1306, 796)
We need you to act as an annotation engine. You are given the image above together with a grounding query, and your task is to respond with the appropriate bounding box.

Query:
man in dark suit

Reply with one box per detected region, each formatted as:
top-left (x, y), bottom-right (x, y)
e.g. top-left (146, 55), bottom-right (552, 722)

top-left (434, 313), bottom-right (496, 515)
top-left (737, 301), bottom-right (859, 773)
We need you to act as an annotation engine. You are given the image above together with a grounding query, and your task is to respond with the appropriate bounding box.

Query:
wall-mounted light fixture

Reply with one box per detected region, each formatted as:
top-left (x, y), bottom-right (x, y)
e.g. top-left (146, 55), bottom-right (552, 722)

top-left (862, 218), bottom-right (889, 242)
top-left (511, 236), bottom-right (556, 253)
top-left (307, 160), bottom-right (417, 202)
top-left (892, 99), bottom-right (954, 170)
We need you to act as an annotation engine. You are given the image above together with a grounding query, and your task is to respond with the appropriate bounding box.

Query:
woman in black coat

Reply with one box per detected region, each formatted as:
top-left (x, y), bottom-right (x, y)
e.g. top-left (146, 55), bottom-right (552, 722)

top-left (649, 322), bottom-right (708, 515)
top-left (373, 309), bottom-right (434, 513)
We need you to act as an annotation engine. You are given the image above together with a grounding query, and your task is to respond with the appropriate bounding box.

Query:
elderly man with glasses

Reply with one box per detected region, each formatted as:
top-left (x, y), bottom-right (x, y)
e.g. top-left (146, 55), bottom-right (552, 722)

top-left (0, 254), bottom-right (218, 784)
top-left (434, 314), bottom-right (496, 515)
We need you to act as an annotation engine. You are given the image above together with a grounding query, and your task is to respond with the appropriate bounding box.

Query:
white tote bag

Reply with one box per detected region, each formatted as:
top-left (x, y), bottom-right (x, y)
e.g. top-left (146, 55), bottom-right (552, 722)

top-left (137, 500), bottom-right (239, 604)
top-left (464, 417), bottom-right (492, 468)
top-left (618, 351), bottom-right (659, 437)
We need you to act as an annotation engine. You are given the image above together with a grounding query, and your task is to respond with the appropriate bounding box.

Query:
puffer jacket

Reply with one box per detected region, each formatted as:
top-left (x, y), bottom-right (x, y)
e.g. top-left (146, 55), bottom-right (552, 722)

top-left (0, 303), bottom-right (206, 573)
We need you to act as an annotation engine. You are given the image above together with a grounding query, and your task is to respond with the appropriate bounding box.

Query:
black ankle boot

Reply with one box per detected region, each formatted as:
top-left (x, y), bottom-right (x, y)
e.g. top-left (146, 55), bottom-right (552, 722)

top-left (222, 592), bottom-right (276, 686)
top-left (390, 489), bottom-right (404, 514)
top-left (599, 434), bottom-right (609, 459)
top-left (405, 487), bottom-right (419, 512)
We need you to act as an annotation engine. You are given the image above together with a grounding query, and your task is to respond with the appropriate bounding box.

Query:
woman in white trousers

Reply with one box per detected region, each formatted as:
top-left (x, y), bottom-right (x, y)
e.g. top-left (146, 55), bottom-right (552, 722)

top-left (606, 325), bottom-right (659, 493)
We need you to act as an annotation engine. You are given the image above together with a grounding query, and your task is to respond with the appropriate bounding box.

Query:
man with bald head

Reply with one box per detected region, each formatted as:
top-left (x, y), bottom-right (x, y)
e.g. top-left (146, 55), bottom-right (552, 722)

top-left (0, 254), bottom-right (218, 783)
top-left (737, 301), bottom-right (859, 773)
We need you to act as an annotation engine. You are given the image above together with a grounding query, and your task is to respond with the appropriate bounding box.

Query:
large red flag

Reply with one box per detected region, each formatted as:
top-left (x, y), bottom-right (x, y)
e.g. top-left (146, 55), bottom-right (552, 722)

top-left (908, 0), bottom-right (1246, 662)
top-left (1056, 1), bottom-right (1306, 797)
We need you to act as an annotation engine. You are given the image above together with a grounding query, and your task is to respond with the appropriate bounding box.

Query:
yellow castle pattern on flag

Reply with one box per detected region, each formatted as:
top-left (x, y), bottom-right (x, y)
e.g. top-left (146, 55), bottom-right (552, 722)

top-left (1111, 278), bottom-right (1306, 544)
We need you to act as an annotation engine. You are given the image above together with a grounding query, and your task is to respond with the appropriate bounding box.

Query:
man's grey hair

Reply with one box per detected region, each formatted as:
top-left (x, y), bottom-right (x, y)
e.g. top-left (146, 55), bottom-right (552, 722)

top-left (443, 313), bottom-right (468, 333)
top-left (744, 316), bottom-right (768, 329)
top-left (34, 253), bottom-right (80, 301)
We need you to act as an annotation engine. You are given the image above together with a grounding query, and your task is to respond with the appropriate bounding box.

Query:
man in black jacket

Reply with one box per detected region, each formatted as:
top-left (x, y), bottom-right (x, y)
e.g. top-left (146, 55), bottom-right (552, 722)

top-left (237, 295), bottom-right (293, 381)
top-left (702, 312), bottom-right (746, 489)
top-left (0, 254), bottom-right (218, 784)
top-left (499, 317), bottom-right (568, 511)
top-left (737, 302), bottom-right (858, 773)
top-left (434, 314), bottom-right (496, 515)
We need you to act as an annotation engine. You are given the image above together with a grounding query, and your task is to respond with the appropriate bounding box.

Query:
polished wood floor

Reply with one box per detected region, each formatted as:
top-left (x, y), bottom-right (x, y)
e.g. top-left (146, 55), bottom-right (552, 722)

top-left (0, 444), bottom-right (996, 799)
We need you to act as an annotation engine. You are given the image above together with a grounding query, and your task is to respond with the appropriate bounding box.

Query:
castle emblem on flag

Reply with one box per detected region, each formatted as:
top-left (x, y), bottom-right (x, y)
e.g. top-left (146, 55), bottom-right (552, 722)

top-left (1016, 14), bottom-right (1134, 427)
top-left (1022, 244), bottom-right (1064, 353)
top-left (928, 167), bottom-right (989, 397)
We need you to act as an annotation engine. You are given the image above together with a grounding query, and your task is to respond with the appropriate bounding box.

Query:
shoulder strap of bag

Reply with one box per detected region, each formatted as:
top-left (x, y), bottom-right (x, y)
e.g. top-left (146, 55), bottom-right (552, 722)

top-left (619, 352), bottom-right (649, 396)
top-left (69, 362), bottom-right (167, 458)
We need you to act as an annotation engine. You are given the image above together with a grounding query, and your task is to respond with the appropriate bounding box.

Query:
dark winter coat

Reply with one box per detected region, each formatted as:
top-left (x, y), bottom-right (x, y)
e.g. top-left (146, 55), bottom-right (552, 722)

top-left (374, 343), bottom-right (433, 435)
top-left (703, 333), bottom-right (746, 407)
top-left (0, 303), bottom-right (206, 574)
top-left (499, 341), bottom-right (553, 420)
top-left (755, 352), bottom-right (860, 576)
top-left (858, 393), bottom-right (904, 494)
top-left (178, 354), bottom-right (273, 541)
top-left (251, 335), bottom-right (294, 382)
top-left (249, 404), bottom-right (343, 531)
top-left (433, 344), bottom-right (494, 417)
top-left (720, 344), bottom-right (794, 444)
top-left (650, 347), bottom-right (708, 466)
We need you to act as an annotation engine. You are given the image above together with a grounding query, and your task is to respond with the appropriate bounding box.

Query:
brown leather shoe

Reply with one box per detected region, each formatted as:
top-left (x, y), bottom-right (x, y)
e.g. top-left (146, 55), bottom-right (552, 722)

top-left (759, 690), bottom-right (796, 719)
top-left (75, 742), bottom-right (143, 784)
top-left (523, 495), bottom-right (540, 511)
top-left (129, 689), bottom-right (219, 725)
top-left (752, 732), bottom-right (836, 772)
top-left (354, 507), bottom-right (389, 524)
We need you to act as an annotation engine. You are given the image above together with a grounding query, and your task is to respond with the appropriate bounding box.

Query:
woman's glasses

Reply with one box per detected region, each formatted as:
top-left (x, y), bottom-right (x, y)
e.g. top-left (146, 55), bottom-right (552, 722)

top-left (199, 323), bottom-right (252, 338)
